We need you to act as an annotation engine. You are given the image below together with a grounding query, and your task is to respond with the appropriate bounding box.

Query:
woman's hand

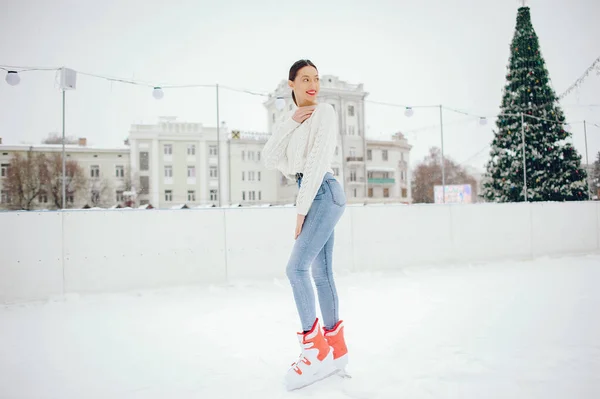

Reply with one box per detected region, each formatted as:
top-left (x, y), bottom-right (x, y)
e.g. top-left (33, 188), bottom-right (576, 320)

top-left (292, 106), bottom-right (316, 124)
top-left (295, 214), bottom-right (306, 240)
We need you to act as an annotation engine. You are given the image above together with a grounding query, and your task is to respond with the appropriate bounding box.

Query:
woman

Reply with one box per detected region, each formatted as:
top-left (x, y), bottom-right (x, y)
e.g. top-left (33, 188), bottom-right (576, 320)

top-left (262, 59), bottom-right (348, 390)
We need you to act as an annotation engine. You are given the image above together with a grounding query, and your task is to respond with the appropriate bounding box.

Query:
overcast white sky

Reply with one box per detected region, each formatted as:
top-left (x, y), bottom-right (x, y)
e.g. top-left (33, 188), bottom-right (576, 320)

top-left (1, 0), bottom-right (599, 170)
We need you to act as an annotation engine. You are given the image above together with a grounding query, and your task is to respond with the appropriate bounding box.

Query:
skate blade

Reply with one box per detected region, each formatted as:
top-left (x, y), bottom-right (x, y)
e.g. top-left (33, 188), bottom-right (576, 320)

top-left (286, 368), bottom-right (339, 391)
top-left (337, 369), bottom-right (352, 379)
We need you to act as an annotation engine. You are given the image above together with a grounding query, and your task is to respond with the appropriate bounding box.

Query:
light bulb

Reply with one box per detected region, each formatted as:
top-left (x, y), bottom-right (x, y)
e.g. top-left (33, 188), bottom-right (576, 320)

top-left (5, 71), bottom-right (20, 86)
top-left (275, 96), bottom-right (285, 111)
top-left (152, 87), bottom-right (164, 100)
top-left (404, 107), bottom-right (414, 117)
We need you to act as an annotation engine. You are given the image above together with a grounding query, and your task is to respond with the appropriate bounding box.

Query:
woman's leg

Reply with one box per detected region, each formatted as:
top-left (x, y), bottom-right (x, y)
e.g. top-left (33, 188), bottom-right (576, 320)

top-left (311, 230), bottom-right (339, 331)
top-left (285, 200), bottom-right (333, 332)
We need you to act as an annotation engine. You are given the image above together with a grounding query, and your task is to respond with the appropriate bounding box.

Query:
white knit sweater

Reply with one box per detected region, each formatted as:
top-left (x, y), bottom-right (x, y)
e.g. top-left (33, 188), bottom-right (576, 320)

top-left (262, 102), bottom-right (338, 215)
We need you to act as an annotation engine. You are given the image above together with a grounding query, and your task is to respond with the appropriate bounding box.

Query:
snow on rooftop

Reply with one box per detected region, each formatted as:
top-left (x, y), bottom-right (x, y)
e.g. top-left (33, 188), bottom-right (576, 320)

top-left (1, 253), bottom-right (599, 398)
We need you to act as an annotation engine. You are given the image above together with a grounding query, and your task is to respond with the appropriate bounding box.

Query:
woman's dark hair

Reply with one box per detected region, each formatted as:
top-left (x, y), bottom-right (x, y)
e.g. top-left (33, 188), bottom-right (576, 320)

top-left (288, 59), bottom-right (318, 106)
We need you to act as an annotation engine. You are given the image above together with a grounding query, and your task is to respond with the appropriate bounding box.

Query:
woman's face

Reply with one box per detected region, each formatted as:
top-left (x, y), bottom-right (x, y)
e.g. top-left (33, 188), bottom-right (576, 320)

top-left (289, 65), bottom-right (320, 106)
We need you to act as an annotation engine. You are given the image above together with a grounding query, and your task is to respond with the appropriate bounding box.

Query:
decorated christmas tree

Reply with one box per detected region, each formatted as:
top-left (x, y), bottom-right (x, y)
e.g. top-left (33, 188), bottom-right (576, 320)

top-left (481, 6), bottom-right (588, 202)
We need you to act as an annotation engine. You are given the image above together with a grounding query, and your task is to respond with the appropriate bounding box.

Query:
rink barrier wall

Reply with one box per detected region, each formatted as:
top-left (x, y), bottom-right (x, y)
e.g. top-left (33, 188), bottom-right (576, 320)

top-left (1, 201), bottom-right (598, 303)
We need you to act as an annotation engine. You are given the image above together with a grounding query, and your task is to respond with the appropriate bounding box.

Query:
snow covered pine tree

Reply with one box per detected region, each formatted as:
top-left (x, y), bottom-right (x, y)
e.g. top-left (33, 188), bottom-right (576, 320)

top-left (481, 6), bottom-right (588, 202)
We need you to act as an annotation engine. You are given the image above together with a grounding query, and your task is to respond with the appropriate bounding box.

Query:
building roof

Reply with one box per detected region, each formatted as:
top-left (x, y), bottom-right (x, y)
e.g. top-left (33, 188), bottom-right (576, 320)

top-left (0, 143), bottom-right (130, 154)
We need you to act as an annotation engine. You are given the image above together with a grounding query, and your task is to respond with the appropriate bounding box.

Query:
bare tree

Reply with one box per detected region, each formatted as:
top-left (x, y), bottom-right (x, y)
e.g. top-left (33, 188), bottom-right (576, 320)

top-left (412, 147), bottom-right (478, 203)
top-left (3, 150), bottom-right (48, 210)
top-left (42, 132), bottom-right (78, 145)
top-left (45, 153), bottom-right (87, 209)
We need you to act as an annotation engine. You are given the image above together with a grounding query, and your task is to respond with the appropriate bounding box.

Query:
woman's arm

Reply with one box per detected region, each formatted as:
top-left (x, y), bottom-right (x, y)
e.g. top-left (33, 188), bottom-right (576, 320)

top-left (295, 103), bottom-right (338, 216)
top-left (262, 118), bottom-right (300, 170)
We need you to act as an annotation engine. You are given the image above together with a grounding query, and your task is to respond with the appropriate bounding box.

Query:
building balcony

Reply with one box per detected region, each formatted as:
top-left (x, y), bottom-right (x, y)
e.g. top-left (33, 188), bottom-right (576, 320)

top-left (346, 156), bottom-right (364, 163)
top-left (368, 178), bottom-right (395, 184)
top-left (346, 177), bottom-right (365, 184)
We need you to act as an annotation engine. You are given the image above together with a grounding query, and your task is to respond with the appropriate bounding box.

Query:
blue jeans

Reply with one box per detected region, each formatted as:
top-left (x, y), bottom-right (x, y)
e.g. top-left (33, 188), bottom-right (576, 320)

top-left (287, 172), bottom-right (347, 331)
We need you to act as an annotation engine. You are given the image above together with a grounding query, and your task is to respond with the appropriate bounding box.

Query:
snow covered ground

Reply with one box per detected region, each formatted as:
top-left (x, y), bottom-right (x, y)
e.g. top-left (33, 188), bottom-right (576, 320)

top-left (1, 253), bottom-right (599, 399)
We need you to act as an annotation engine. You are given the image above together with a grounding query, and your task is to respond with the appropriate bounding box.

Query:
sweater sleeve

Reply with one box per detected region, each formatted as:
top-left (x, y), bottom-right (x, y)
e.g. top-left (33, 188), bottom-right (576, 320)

top-left (262, 117), bottom-right (300, 170)
top-left (296, 103), bottom-right (338, 216)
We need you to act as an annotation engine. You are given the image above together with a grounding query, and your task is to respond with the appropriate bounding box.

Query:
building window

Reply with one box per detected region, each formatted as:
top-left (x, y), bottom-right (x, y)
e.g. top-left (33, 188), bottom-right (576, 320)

top-left (115, 165), bottom-right (124, 178)
top-left (259, 191), bottom-right (261, 200)
top-left (209, 145), bottom-right (218, 156)
top-left (210, 190), bottom-right (218, 201)
top-left (350, 169), bottom-right (357, 182)
top-left (402, 188), bottom-right (408, 198)
top-left (383, 188), bottom-right (390, 198)
top-left (90, 165), bottom-right (100, 178)
top-left (67, 194), bottom-right (74, 204)
top-left (333, 167), bottom-right (339, 176)
top-left (139, 152), bottom-right (149, 171)
top-left (348, 126), bottom-right (355, 135)
top-left (335, 147), bottom-right (339, 156)
top-left (164, 144), bottom-right (172, 155)
top-left (258, 171), bottom-right (261, 181)
top-left (382, 150), bottom-right (388, 161)
top-left (91, 190), bottom-right (100, 204)
top-left (242, 171), bottom-right (245, 181)
top-left (242, 151), bottom-right (245, 161)
top-left (249, 151), bottom-right (255, 161)
top-left (367, 149), bottom-right (372, 161)
top-left (38, 191), bottom-right (48, 204)
top-left (349, 147), bottom-right (356, 157)
top-left (242, 191), bottom-right (246, 200)
top-left (165, 190), bottom-right (172, 201)
top-left (116, 190), bottom-right (124, 202)
top-left (210, 166), bottom-right (218, 178)
top-left (257, 151), bottom-right (261, 161)
top-left (401, 152), bottom-right (404, 161)
top-left (353, 188), bottom-right (357, 197)
top-left (1, 163), bottom-right (8, 178)
top-left (188, 190), bottom-right (196, 201)
top-left (140, 176), bottom-right (150, 194)
top-left (272, 113), bottom-right (276, 123)
top-left (187, 166), bottom-right (196, 178)
top-left (249, 191), bottom-right (256, 201)
top-left (1, 190), bottom-right (12, 204)
top-left (188, 145), bottom-right (196, 156)
top-left (164, 165), bottom-right (173, 178)
top-left (348, 105), bottom-right (355, 117)
top-left (368, 188), bottom-right (373, 198)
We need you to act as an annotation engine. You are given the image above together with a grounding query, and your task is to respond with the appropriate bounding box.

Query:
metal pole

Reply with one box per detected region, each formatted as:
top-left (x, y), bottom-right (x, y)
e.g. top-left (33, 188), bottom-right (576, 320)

top-left (521, 112), bottom-right (528, 201)
top-left (439, 105), bottom-right (446, 203)
top-left (62, 89), bottom-right (66, 209)
top-left (583, 120), bottom-right (590, 199)
top-left (216, 84), bottom-right (221, 207)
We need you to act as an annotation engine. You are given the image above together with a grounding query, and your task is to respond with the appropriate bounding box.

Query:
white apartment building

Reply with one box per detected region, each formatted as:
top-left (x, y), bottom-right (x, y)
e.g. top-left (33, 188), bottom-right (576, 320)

top-left (263, 75), bottom-right (412, 203)
top-left (366, 133), bottom-right (412, 202)
top-left (127, 117), bottom-right (230, 208)
top-left (0, 138), bottom-right (130, 210)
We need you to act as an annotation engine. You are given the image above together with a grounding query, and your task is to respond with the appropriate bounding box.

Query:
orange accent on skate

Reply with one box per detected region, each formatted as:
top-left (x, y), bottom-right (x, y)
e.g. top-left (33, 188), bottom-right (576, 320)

top-left (299, 318), bottom-right (331, 362)
top-left (324, 321), bottom-right (348, 360)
